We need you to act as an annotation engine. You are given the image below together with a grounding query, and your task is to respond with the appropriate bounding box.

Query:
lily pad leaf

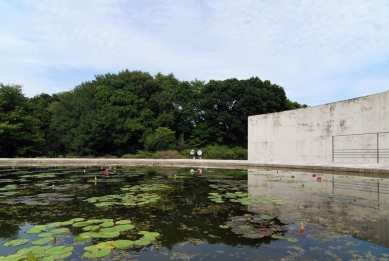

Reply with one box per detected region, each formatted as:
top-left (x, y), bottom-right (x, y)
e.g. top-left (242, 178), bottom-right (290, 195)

top-left (73, 222), bottom-right (90, 227)
top-left (26, 225), bottom-right (47, 234)
top-left (83, 248), bottom-right (111, 259)
top-left (111, 240), bottom-right (134, 248)
top-left (37, 232), bottom-right (55, 238)
top-left (134, 239), bottom-right (151, 246)
top-left (115, 220), bottom-right (131, 225)
top-left (74, 235), bottom-right (92, 243)
top-left (45, 246), bottom-right (74, 255)
top-left (31, 246), bottom-right (53, 255)
top-left (31, 238), bottom-right (52, 245)
top-left (0, 254), bottom-right (25, 261)
top-left (3, 238), bottom-right (30, 246)
top-left (49, 228), bottom-right (69, 234)
top-left (16, 246), bottom-right (40, 255)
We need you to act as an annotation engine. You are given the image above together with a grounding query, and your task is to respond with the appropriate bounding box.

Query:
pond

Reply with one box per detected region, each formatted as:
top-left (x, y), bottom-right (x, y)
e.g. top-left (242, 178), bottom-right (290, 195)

top-left (0, 165), bottom-right (389, 260)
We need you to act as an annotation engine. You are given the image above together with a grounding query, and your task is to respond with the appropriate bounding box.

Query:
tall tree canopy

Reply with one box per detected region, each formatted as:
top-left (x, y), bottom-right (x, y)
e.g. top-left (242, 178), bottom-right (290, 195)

top-left (1, 70), bottom-right (307, 157)
top-left (0, 84), bottom-right (44, 157)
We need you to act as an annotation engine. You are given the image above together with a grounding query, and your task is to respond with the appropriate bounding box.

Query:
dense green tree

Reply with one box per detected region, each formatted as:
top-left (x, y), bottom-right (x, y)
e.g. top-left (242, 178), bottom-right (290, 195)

top-left (193, 77), bottom-right (288, 147)
top-left (27, 93), bottom-right (59, 155)
top-left (0, 84), bottom-right (44, 157)
top-left (285, 98), bottom-right (308, 110)
top-left (144, 127), bottom-right (176, 152)
top-left (48, 81), bottom-right (97, 156)
top-left (3, 70), bottom-right (307, 158)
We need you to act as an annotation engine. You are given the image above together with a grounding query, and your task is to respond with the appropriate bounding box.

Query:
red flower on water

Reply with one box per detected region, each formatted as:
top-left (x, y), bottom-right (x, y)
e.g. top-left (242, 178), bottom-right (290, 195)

top-left (312, 174), bottom-right (317, 177)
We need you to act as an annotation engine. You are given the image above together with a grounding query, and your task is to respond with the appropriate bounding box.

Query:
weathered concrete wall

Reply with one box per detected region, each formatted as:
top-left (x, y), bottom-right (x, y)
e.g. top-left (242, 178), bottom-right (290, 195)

top-left (248, 91), bottom-right (389, 163)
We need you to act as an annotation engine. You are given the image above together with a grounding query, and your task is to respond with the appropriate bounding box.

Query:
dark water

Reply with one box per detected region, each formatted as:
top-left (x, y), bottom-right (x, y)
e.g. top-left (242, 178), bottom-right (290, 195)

top-left (0, 165), bottom-right (388, 260)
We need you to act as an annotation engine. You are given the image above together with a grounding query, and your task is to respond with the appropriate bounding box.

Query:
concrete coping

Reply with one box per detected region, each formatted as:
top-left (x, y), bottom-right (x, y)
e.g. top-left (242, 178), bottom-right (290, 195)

top-left (0, 158), bottom-right (388, 175)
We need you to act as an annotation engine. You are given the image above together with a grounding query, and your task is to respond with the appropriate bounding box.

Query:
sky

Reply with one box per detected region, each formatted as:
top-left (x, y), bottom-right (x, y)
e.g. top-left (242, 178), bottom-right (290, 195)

top-left (0, 0), bottom-right (388, 106)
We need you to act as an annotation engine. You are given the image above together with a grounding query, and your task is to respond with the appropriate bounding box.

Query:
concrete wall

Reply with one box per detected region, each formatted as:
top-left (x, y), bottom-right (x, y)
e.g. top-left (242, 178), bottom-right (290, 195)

top-left (248, 90), bottom-right (389, 163)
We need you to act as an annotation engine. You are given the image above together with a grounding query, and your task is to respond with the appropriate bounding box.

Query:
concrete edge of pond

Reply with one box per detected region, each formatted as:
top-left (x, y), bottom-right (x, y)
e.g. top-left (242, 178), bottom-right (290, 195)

top-left (0, 158), bottom-right (388, 175)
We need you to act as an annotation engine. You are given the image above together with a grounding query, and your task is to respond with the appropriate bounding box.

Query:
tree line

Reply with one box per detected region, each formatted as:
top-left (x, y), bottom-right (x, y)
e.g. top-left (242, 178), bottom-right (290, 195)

top-left (0, 70), bottom-right (307, 158)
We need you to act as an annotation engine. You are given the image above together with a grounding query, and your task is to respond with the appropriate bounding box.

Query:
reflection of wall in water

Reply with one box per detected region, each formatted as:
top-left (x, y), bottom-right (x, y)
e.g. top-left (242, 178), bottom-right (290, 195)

top-left (247, 169), bottom-right (389, 248)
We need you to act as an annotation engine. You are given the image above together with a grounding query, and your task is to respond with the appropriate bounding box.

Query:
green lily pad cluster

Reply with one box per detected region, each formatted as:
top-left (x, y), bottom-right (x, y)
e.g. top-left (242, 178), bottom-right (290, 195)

top-left (0, 246), bottom-right (74, 261)
top-left (120, 183), bottom-right (170, 192)
top-left (42, 184), bottom-right (91, 191)
top-left (85, 192), bottom-right (162, 207)
top-left (81, 231), bottom-right (159, 258)
top-left (276, 216), bottom-right (343, 242)
top-left (19, 174), bottom-right (57, 179)
top-left (1, 217), bottom-right (160, 260)
top-left (219, 214), bottom-right (292, 240)
top-left (220, 214), bottom-right (341, 242)
top-left (208, 192), bottom-right (286, 205)
top-left (0, 184), bottom-right (19, 192)
top-left (0, 193), bottom-right (74, 205)
top-left (0, 184), bottom-right (22, 198)
top-left (87, 178), bottom-right (124, 183)
top-left (209, 179), bottom-right (247, 191)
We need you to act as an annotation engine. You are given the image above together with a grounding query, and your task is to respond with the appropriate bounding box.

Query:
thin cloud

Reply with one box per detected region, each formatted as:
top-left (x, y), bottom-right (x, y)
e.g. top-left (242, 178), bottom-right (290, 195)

top-left (0, 0), bottom-right (388, 104)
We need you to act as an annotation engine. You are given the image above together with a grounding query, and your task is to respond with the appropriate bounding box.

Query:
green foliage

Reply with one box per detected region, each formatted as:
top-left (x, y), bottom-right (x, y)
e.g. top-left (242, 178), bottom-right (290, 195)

top-left (2, 70), bottom-right (306, 158)
top-left (144, 127), bottom-right (176, 152)
top-left (285, 98), bottom-right (308, 110)
top-left (193, 77), bottom-right (288, 147)
top-left (0, 83), bottom-right (44, 157)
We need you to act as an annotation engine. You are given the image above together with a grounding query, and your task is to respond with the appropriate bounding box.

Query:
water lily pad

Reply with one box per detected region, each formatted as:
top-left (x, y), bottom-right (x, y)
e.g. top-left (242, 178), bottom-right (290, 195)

top-left (36, 256), bottom-right (54, 261)
top-left (31, 246), bottom-right (53, 255)
top-left (95, 241), bottom-right (116, 249)
top-left (57, 220), bottom-right (74, 226)
top-left (0, 254), bottom-right (24, 261)
top-left (70, 218), bottom-right (85, 222)
top-left (73, 222), bottom-right (90, 227)
top-left (83, 248), bottom-right (111, 259)
top-left (49, 228), bottom-right (69, 234)
top-left (3, 238), bottom-right (30, 246)
top-left (243, 232), bottom-right (263, 239)
top-left (16, 246), bottom-right (40, 255)
top-left (90, 231), bottom-right (120, 239)
top-left (83, 225), bottom-right (100, 231)
top-left (287, 237), bottom-right (299, 242)
top-left (38, 232), bottom-right (55, 238)
top-left (74, 235), bottom-right (92, 243)
top-left (45, 222), bottom-right (61, 228)
top-left (31, 237), bottom-right (53, 245)
top-left (115, 220), bottom-right (131, 225)
top-left (111, 240), bottom-right (134, 248)
top-left (134, 239), bottom-right (151, 246)
top-left (26, 225), bottom-right (47, 234)
top-left (100, 222), bottom-right (114, 228)
top-left (86, 219), bottom-right (104, 224)
top-left (45, 246), bottom-right (74, 255)
top-left (109, 224), bottom-right (134, 232)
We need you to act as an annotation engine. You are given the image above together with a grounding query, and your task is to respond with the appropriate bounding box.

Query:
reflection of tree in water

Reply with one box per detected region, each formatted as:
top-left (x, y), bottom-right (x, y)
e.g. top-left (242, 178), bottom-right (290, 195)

top-left (0, 166), bottom-right (280, 252)
top-left (0, 217), bottom-right (23, 240)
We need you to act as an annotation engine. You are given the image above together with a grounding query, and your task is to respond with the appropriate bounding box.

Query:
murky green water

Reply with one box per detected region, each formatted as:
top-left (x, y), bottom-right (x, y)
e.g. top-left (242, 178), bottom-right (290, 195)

top-left (0, 165), bottom-right (389, 260)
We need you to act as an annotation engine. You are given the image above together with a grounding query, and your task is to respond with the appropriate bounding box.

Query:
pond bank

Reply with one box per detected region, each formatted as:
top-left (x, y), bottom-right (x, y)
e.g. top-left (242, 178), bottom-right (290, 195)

top-left (0, 158), bottom-right (388, 175)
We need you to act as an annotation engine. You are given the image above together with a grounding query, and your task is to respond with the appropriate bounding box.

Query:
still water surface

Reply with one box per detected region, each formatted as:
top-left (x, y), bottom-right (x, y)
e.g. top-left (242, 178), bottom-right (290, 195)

top-left (0, 165), bottom-right (388, 260)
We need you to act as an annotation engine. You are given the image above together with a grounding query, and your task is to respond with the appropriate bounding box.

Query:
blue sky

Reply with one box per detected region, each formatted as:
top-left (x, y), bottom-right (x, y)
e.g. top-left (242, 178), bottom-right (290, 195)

top-left (1, 0), bottom-right (388, 106)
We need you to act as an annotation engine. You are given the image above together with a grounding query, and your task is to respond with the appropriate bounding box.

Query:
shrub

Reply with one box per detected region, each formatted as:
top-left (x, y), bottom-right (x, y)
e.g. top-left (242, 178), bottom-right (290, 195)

top-left (144, 127), bottom-right (176, 152)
